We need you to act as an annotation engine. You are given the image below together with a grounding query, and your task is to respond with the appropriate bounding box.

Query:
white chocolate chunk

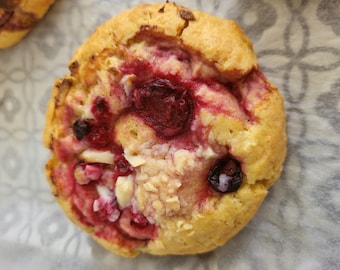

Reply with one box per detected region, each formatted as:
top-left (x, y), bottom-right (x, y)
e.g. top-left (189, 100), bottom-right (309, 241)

top-left (124, 152), bottom-right (146, 167)
top-left (93, 185), bottom-right (120, 223)
top-left (143, 182), bottom-right (158, 193)
top-left (165, 196), bottom-right (180, 213)
top-left (115, 175), bottom-right (134, 208)
top-left (173, 149), bottom-right (194, 174)
top-left (80, 150), bottom-right (114, 164)
top-left (120, 74), bottom-right (136, 96)
top-left (202, 146), bottom-right (218, 159)
top-left (176, 220), bottom-right (193, 232)
top-left (93, 185), bottom-right (115, 212)
top-left (93, 200), bottom-right (101, 212)
top-left (105, 55), bottom-right (121, 68)
top-left (152, 200), bottom-right (164, 212)
top-left (82, 105), bottom-right (94, 119)
top-left (108, 209), bottom-right (120, 223)
top-left (96, 185), bottom-right (115, 201)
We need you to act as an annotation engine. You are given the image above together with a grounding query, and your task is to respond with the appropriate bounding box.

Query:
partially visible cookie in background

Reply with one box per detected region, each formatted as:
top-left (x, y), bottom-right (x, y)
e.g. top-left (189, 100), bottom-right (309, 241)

top-left (0, 0), bottom-right (55, 48)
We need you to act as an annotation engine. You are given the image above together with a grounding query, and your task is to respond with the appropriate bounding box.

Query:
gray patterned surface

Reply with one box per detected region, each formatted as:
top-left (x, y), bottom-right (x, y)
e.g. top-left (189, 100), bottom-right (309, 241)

top-left (0, 0), bottom-right (339, 269)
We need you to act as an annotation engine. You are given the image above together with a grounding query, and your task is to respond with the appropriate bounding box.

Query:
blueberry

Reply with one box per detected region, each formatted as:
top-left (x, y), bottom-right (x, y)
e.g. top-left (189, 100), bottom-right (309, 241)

top-left (208, 156), bottom-right (243, 193)
top-left (72, 119), bottom-right (91, 140)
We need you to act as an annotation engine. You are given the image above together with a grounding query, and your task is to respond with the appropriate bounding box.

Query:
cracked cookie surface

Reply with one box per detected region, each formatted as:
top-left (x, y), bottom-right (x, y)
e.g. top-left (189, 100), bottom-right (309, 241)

top-left (43, 2), bottom-right (286, 257)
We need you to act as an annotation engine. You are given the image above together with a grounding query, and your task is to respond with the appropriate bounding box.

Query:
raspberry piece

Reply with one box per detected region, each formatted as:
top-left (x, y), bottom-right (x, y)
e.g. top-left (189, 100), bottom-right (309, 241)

top-left (87, 125), bottom-right (111, 149)
top-left (85, 164), bottom-right (104, 180)
top-left (132, 78), bottom-right (193, 139)
top-left (208, 156), bottom-right (243, 193)
top-left (130, 208), bottom-right (150, 228)
top-left (72, 119), bottom-right (91, 140)
top-left (120, 59), bottom-right (152, 80)
top-left (73, 118), bottom-right (112, 149)
top-left (114, 154), bottom-right (133, 177)
top-left (74, 163), bottom-right (103, 185)
top-left (93, 185), bottom-right (121, 222)
top-left (91, 96), bottom-right (111, 119)
top-left (118, 207), bottom-right (157, 240)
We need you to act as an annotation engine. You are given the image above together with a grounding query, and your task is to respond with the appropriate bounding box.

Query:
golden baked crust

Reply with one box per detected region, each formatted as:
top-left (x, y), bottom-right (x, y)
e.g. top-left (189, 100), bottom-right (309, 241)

top-left (43, 2), bottom-right (286, 257)
top-left (0, 0), bottom-right (55, 48)
top-left (70, 3), bottom-right (256, 81)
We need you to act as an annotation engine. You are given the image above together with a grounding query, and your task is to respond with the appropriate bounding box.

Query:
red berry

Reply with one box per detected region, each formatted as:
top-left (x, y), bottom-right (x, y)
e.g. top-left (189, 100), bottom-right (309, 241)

top-left (91, 96), bottom-right (111, 119)
top-left (130, 209), bottom-right (149, 228)
top-left (95, 199), bottom-right (120, 222)
top-left (114, 154), bottom-right (133, 177)
top-left (118, 207), bottom-right (157, 240)
top-left (132, 78), bottom-right (194, 139)
top-left (87, 125), bottom-right (111, 149)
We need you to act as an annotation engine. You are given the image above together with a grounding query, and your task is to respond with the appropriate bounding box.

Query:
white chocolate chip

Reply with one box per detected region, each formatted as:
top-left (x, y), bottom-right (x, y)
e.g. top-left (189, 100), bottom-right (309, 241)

top-left (176, 220), bottom-right (193, 232)
top-left (203, 147), bottom-right (218, 159)
top-left (152, 200), bottom-right (164, 212)
top-left (96, 185), bottom-right (115, 201)
top-left (173, 149), bottom-right (194, 174)
top-left (165, 196), bottom-right (180, 213)
top-left (93, 200), bottom-right (100, 212)
top-left (143, 182), bottom-right (158, 193)
top-left (105, 56), bottom-right (120, 68)
top-left (108, 209), bottom-right (120, 223)
top-left (115, 175), bottom-right (134, 208)
top-left (80, 150), bottom-right (114, 164)
top-left (82, 105), bottom-right (94, 119)
top-left (166, 196), bottom-right (180, 204)
top-left (93, 186), bottom-right (120, 222)
top-left (124, 152), bottom-right (146, 167)
top-left (120, 74), bottom-right (136, 96)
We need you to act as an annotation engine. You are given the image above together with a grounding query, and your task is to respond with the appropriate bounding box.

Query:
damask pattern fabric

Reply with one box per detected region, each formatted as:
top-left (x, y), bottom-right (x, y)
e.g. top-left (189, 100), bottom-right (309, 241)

top-left (0, 0), bottom-right (339, 269)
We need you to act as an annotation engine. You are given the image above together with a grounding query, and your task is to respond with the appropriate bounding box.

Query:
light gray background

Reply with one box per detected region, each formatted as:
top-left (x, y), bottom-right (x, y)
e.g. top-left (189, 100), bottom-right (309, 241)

top-left (0, 0), bottom-right (339, 269)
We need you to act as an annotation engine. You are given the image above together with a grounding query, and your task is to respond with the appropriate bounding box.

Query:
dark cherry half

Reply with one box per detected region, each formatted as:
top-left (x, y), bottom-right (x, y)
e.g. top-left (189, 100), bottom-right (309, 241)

top-left (208, 156), bottom-right (243, 193)
top-left (131, 78), bottom-right (194, 139)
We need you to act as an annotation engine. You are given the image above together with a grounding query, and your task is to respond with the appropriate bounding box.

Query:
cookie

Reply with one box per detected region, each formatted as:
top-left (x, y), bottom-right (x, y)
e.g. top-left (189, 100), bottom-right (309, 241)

top-left (0, 0), bottom-right (55, 48)
top-left (43, 2), bottom-right (287, 257)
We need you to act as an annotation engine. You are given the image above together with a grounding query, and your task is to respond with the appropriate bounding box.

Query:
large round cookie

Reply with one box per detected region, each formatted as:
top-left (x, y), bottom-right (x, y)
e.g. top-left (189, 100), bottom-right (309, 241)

top-left (43, 2), bottom-right (286, 257)
top-left (0, 0), bottom-right (55, 48)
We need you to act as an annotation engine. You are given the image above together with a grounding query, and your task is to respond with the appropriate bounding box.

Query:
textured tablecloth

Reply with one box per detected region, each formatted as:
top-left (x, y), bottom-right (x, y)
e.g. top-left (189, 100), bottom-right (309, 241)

top-left (0, 0), bottom-right (339, 269)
